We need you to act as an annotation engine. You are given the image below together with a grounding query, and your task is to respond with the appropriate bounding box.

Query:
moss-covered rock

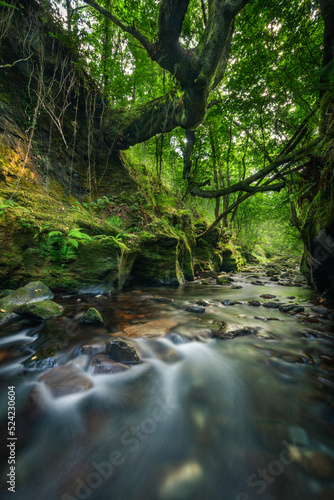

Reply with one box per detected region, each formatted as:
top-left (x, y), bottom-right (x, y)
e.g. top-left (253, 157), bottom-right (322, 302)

top-left (217, 275), bottom-right (233, 285)
top-left (81, 307), bottom-right (104, 325)
top-left (220, 248), bottom-right (239, 272)
top-left (0, 281), bottom-right (54, 325)
top-left (13, 300), bottom-right (63, 321)
top-left (131, 232), bottom-right (192, 285)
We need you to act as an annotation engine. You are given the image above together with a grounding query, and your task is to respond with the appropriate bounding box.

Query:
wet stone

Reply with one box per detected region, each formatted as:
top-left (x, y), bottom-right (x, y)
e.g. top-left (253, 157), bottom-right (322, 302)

top-left (317, 377), bottom-right (334, 390)
top-left (260, 294), bottom-right (276, 299)
top-left (279, 304), bottom-right (295, 312)
top-left (299, 353), bottom-right (316, 365)
top-left (248, 300), bottom-right (261, 307)
top-left (89, 354), bottom-right (130, 374)
top-left (221, 299), bottom-right (238, 306)
top-left (195, 299), bottom-right (211, 307)
top-left (149, 296), bottom-right (174, 303)
top-left (185, 305), bottom-right (205, 313)
top-left (210, 321), bottom-right (226, 338)
top-left (81, 343), bottom-right (104, 356)
top-left (166, 332), bottom-right (189, 344)
top-left (81, 307), bottom-right (104, 325)
top-left (231, 285), bottom-right (242, 289)
top-left (13, 300), bottom-right (64, 321)
top-left (39, 364), bottom-right (93, 397)
top-left (311, 306), bottom-right (328, 315)
top-left (263, 302), bottom-right (279, 309)
top-left (106, 337), bottom-right (141, 363)
top-left (117, 319), bottom-right (179, 339)
top-left (220, 328), bottom-right (253, 340)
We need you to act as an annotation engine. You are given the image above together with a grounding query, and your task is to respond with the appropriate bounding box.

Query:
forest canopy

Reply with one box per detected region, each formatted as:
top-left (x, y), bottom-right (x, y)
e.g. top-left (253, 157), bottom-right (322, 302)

top-left (44, 0), bottom-right (330, 241)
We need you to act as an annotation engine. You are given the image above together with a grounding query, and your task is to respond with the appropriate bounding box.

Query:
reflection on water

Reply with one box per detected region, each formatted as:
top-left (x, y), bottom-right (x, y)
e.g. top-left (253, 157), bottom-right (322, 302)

top-left (0, 273), bottom-right (333, 500)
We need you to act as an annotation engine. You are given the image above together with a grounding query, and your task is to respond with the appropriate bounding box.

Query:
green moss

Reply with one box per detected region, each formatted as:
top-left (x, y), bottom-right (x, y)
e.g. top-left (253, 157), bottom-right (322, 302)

top-left (81, 307), bottom-right (104, 325)
top-left (14, 300), bottom-right (64, 320)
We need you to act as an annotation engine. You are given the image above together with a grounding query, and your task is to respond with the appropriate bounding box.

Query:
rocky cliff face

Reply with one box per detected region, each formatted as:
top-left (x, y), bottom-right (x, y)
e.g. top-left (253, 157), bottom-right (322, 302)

top-left (0, 0), bottom-right (136, 199)
top-left (0, 0), bottom-right (242, 291)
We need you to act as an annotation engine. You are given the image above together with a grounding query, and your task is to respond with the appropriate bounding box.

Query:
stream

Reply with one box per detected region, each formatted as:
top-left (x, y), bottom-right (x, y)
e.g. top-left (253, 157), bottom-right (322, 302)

top-left (0, 269), bottom-right (334, 500)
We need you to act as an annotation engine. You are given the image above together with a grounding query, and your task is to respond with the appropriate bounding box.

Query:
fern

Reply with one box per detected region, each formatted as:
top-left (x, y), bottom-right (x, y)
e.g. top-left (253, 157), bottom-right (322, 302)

top-left (68, 238), bottom-right (79, 249)
top-left (68, 228), bottom-right (92, 240)
top-left (47, 230), bottom-right (63, 239)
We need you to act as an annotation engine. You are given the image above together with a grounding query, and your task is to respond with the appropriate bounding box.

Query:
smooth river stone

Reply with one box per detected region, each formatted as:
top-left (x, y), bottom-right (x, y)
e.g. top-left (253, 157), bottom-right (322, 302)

top-left (39, 364), bottom-right (93, 397)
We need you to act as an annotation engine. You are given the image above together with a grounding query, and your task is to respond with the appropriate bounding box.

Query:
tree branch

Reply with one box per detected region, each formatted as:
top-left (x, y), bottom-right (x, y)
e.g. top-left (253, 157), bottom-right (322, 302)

top-left (82, 0), bottom-right (153, 53)
top-left (188, 139), bottom-right (319, 199)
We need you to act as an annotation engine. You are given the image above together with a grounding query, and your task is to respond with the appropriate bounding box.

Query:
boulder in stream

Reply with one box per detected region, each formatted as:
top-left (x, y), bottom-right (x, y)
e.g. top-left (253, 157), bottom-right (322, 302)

top-left (0, 281), bottom-right (54, 325)
top-left (13, 300), bottom-right (63, 321)
top-left (106, 337), bottom-right (141, 363)
top-left (81, 307), bottom-right (104, 325)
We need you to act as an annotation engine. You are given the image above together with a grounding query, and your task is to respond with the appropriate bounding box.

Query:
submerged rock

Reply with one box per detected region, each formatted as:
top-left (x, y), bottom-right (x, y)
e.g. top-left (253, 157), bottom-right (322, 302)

top-left (311, 306), bottom-right (328, 315)
top-left (159, 461), bottom-right (203, 500)
top-left (89, 353), bottom-right (130, 374)
top-left (39, 364), bottom-right (93, 397)
top-left (106, 337), bottom-right (140, 363)
top-left (195, 299), bottom-right (211, 307)
top-left (185, 305), bottom-right (206, 313)
top-left (14, 300), bottom-right (63, 320)
top-left (81, 307), bottom-right (104, 325)
top-left (149, 296), bottom-right (174, 303)
top-left (116, 318), bottom-right (178, 339)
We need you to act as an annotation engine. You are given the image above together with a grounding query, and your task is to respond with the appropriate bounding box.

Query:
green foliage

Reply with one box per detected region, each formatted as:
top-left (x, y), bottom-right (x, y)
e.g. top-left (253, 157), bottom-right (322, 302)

top-left (0, 1), bottom-right (19, 10)
top-left (107, 214), bottom-right (125, 230)
top-left (0, 199), bottom-right (16, 214)
top-left (41, 228), bottom-right (92, 262)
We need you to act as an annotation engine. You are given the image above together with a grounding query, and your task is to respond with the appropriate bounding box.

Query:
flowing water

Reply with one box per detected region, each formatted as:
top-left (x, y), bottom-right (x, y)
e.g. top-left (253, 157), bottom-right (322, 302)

top-left (0, 271), bottom-right (334, 500)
